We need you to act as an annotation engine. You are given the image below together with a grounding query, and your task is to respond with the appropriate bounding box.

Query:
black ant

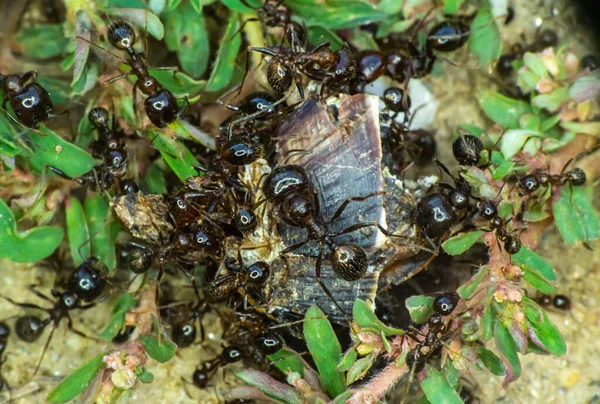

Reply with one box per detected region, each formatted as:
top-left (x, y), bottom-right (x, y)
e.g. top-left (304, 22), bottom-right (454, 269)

top-left (262, 164), bottom-right (423, 316)
top-left (405, 292), bottom-right (460, 373)
top-left (478, 199), bottom-right (521, 255)
top-left (1, 71), bottom-right (53, 129)
top-left (0, 322), bottom-right (10, 396)
top-left (517, 159), bottom-right (586, 196)
top-left (80, 22), bottom-right (186, 128)
top-left (5, 285), bottom-right (102, 377)
top-left (161, 287), bottom-right (211, 348)
top-left (207, 250), bottom-right (270, 308)
top-left (237, 0), bottom-right (307, 48)
top-left (535, 293), bottom-right (571, 311)
top-left (580, 55), bottom-right (599, 71)
top-left (48, 107), bottom-right (128, 192)
top-left (496, 28), bottom-right (559, 78)
top-left (183, 346), bottom-right (243, 391)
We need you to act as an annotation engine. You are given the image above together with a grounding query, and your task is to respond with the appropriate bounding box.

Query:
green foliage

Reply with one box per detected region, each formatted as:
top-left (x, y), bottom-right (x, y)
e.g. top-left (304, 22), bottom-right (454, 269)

top-left (140, 333), bottom-right (177, 363)
top-left (522, 298), bottom-right (566, 355)
top-left (148, 130), bottom-right (199, 181)
top-left (0, 199), bottom-right (64, 263)
top-left (85, 195), bottom-right (117, 271)
top-left (405, 295), bottom-right (435, 324)
top-left (286, 0), bottom-right (388, 30)
top-left (66, 197), bottom-right (91, 265)
top-left (47, 353), bottom-right (107, 403)
top-left (235, 369), bottom-right (304, 404)
top-left (419, 365), bottom-right (464, 404)
top-left (441, 231), bottom-right (484, 255)
top-left (14, 24), bottom-right (69, 60)
top-left (205, 13), bottom-right (242, 93)
top-left (494, 320), bottom-right (521, 385)
top-left (552, 186), bottom-right (600, 245)
top-left (268, 349), bottom-right (306, 377)
top-left (352, 299), bottom-right (403, 336)
top-left (99, 293), bottom-right (137, 340)
top-left (478, 90), bottom-right (532, 130)
top-left (303, 306), bottom-right (346, 397)
top-left (468, 3), bottom-right (501, 66)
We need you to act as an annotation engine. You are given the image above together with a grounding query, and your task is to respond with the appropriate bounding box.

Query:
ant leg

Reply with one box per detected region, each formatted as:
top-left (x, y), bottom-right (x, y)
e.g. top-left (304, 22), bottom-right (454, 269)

top-left (229, 18), bottom-right (260, 41)
top-left (131, 81), bottom-right (139, 122)
top-left (333, 221), bottom-right (435, 253)
top-left (30, 324), bottom-right (56, 379)
top-left (102, 73), bottom-right (128, 85)
top-left (66, 316), bottom-right (98, 340)
top-left (176, 96), bottom-right (190, 118)
top-left (27, 285), bottom-right (54, 303)
top-left (0, 296), bottom-right (46, 311)
top-left (329, 192), bottom-right (385, 223)
top-left (20, 71), bottom-right (38, 83)
top-left (314, 249), bottom-right (350, 322)
top-left (280, 240), bottom-right (309, 255)
top-left (76, 36), bottom-right (127, 63)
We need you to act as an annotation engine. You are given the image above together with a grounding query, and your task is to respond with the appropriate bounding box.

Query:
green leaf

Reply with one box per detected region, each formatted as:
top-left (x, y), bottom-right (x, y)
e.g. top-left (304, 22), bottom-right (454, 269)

top-left (235, 369), bottom-right (303, 404)
top-left (149, 70), bottom-right (206, 97)
top-left (303, 306), bottom-right (346, 397)
top-left (26, 126), bottom-right (96, 177)
top-left (221, 0), bottom-right (261, 12)
top-left (352, 299), bottom-right (403, 336)
top-left (521, 297), bottom-right (566, 356)
top-left (205, 13), bottom-right (242, 93)
top-left (494, 320), bottom-right (521, 386)
top-left (332, 391), bottom-right (353, 404)
top-left (66, 197), bottom-right (90, 266)
top-left (138, 368), bottom-right (154, 383)
top-left (0, 199), bottom-right (64, 263)
top-left (307, 26), bottom-right (344, 50)
top-left (500, 129), bottom-right (543, 159)
top-left (145, 162), bottom-right (168, 194)
top-left (457, 266), bottom-right (489, 300)
top-left (287, 0), bottom-right (388, 30)
top-left (73, 11), bottom-right (91, 85)
top-left (337, 346), bottom-right (358, 372)
top-left (552, 186), bottom-right (600, 245)
top-left (481, 302), bottom-right (495, 341)
top-left (139, 334), bottom-right (177, 363)
top-left (468, 3), bottom-right (501, 67)
top-left (85, 195), bottom-right (117, 271)
top-left (104, 8), bottom-right (164, 40)
top-left (443, 0), bottom-right (465, 14)
top-left (405, 295), bottom-right (435, 324)
top-left (346, 352), bottom-right (376, 385)
top-left (175, 3), bottom-right (210, 78)
top-left (47, 353), bottom-right (107, 403)
top-left (532, 87), bottom-right (569, 113)
top-left (474, 345), bottom-right (505, 376)
top-left (522, 52), bottom-right (548, 78)
top-left (478, 90), bottom-right (532, 129)
top-left (560, 121), bottom-right (600, 136)
top-left (14, 24), bottom-right (68, 60)
top-left (268, 349), bottom-right (305, 377)
top-left (512, 245), bottom-right (557, 282)
top-left (419, 365), bottom-right (464, 404)
top-left (99, 293), bottom-right (137, 340)
top-left (569, 69), bottom-right (600, 103)
top-left (441, 231), bottom-right (483, 255)
top-left (149, 131), bottom-right (199, 182)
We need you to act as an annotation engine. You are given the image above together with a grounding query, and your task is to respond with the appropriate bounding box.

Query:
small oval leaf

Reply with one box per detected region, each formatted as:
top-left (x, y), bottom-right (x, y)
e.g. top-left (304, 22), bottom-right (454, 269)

top-left (405, 295), bottom-right (435, 324)
top-left (205, 13), bottom-right (242, 92)
top-left (139, 334), bottom-right (177, 363)
top-left (494, 319), bottom-right (522, 386)
top-left (66, 197), bottom-right (90, 266)
top-left (352, 299), bottom-right (403, 336)
top-left (419, 365), bottom-right (464, 404)
top-left (47, 353), bottom-right (107, 403)
top-left (478, 90), bottom-right (532, 129)
top-left (441, 231), bottom-right (483, 255)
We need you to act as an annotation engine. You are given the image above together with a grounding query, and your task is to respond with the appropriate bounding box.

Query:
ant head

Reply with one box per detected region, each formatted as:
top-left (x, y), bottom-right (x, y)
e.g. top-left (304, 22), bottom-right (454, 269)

top-left (68, 258), bottom-right (107, 302)
top-left (503, 236), bottom-right (521, 255)
top-left (449, 189), bottom-right (469, 210)
top-left (536, 29), bottom-right (558, 50)
top-left (331, 243), bottom-right (368, 281)
top-left (108, 21), bottom-right (136, 50)
top-left (171, 323), bottom-right (197, 348)
top-left (478, 199), bottom-right (497, 220)
top-left (192, 368), bottom-right (210, 389)
top-left (517, 174), bottom-right (540, 195)
top-left (427, 21), bottom-right (470, 53)
top-left (2, 74), bottom-right (22, 94)
top-left (15, 315), bottom-right (45, 343)
top-left (193, 224), bottom-right (225, 260)
top-left (234, 208), bottom-right (257, 235)
top-left (263, 165), bottom-right (310, 202)
top-left (356, 50), bottom-right (386, 83)
top-left (88, 107), bottom-right (110, 127)
top-left (241, 92), bottom-right (277, 116)
top-left (244, 262), bottom-right (270, 286)
top-left (222, 346), bottom-right (243, 363)
top-left (60, 292), bottom-right (79, 309)
top-left (383, 87), bottom-right (411, 113)
top-left (569, 168), bottom-right (586, 187)
top-left (433, 292), bottom-right (460, 315)
top-left (255, 333), bottom-right (283, 355)
top-left (119, 179), bottom-right (140, 195)
top-left (221, 137), bottom-right (263, 166)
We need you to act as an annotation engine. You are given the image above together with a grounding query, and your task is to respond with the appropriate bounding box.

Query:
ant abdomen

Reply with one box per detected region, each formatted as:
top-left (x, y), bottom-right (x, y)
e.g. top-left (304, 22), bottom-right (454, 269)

top-left (427, 21), bottom-right (470, 52)
top-left (331, 244), bottom-right (368, 281)
top-left (15, 316), bottom-right (46, 343)
top-left (108, 21), bottom-right (136, 51)
top-left (172, 323), bottom-right (197, 348)
top-left (568, 168), bottom-right (586, 186)
top-left (452, 134), bottom-right (483, 166)
top-left (221, 137), bottom-right (264, 166)
top-left (267, 60), bottom-right (293, 94)
top-left (504, 236), bottom-right (521, 255)
top-left (144, 89), bottom-right (179, 128)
